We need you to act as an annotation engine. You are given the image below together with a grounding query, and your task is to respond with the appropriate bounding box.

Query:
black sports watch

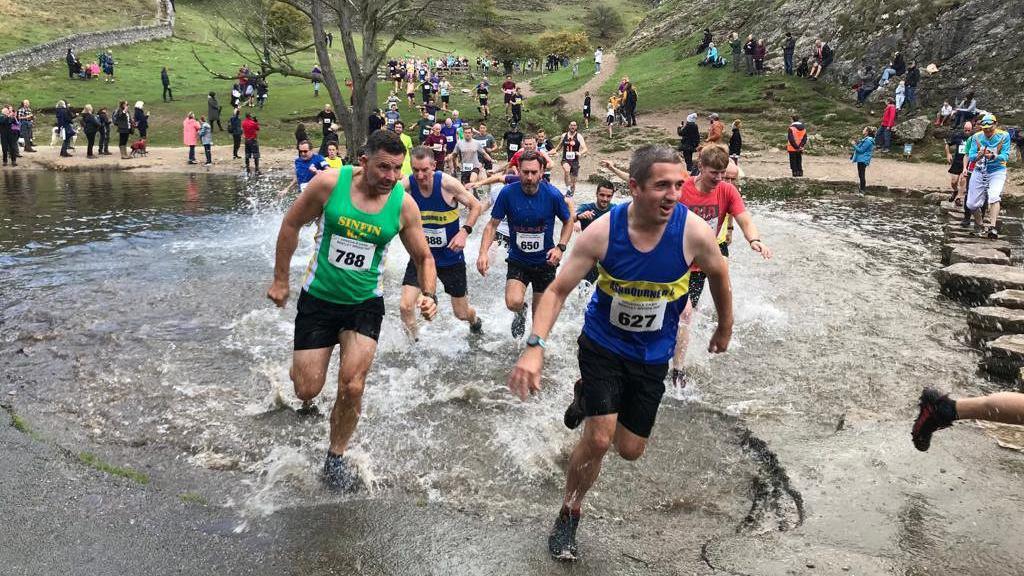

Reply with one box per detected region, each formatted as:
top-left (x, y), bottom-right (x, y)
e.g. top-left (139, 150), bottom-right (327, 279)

top-left (461, 224), bottom-right (473, 235)
top-left (556, 243), bottom-right (567, 252)
top-left (421, 292), bottom-right (438, 304)
top-left (526, 334), bottom-right (546, 349)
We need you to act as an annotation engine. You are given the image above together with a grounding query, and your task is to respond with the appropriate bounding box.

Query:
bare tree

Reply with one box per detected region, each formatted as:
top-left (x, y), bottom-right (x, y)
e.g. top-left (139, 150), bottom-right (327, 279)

top-left (197, 0), bottom-right (431, 158)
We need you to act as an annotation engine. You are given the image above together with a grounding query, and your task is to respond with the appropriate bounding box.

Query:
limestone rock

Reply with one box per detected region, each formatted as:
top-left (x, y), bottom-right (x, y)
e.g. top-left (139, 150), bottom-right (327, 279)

top-left (983, 334), bottom-right (1024, 379)
top-left (941, 239), bottom-right (1012, 265)
top-left (894, 116), bottom-right (931, 143)
top-left (935, 263), bottom-right (1024, 303)
top-left (924, 192), bottom-right (947, 203)
top-left (968, 306), bottom-right (1024, 343)
top-left (949, 245), bottom-right (1011, 265)
top-left (989, 289), bottom-right (1024, 310)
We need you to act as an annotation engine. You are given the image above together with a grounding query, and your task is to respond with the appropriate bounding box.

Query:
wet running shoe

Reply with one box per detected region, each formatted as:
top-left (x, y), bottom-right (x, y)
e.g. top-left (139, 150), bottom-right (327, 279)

top-left (959, 217), bottom-right (971, 228)
top-left (986, 227), bottom-right (999, 240)
top-left (911, 387), bottom-right (957, 452)
top-left (563, 379), bottom-right (585, 430)
top-left (548, 507), bottom-right (580, 561)
top-left (470, 317), bottom-right (483, 334)
top-left (671, 368), bottom-right (688, 389)
top-left (511, 303), bottom-right (528, 339)
top-left (323, 452), bottom-right (361, 492)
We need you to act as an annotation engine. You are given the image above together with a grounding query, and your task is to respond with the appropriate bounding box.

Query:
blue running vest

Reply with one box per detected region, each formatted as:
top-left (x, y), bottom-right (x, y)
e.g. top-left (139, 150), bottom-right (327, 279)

top-left (408, 172), bottom-right (463, 267)
top-left (582, 203), bottom-right (691, 364)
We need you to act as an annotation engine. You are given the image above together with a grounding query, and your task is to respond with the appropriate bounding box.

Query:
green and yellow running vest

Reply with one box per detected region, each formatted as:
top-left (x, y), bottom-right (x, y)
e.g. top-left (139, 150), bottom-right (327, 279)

top-left (302, 165), bottom-right (404, 305)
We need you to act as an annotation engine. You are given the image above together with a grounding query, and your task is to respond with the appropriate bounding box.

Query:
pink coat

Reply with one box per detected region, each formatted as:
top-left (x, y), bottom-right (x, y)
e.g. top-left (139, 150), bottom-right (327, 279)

top-left (182, 118), bottom-right (200, 146)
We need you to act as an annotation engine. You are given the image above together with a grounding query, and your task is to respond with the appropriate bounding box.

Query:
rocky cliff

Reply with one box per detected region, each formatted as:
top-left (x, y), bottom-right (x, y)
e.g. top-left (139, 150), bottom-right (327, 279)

top-left (619, 0), bottom-right (1024, 115)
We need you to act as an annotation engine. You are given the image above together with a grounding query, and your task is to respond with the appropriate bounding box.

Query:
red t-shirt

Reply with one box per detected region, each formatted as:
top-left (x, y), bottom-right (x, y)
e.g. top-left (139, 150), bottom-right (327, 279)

top-left (501, 80), bottom-right (516, 93)
top-left (679, 177), bottom-right (745, 270)
top-left (241, 118), bottom-right (259, 140)
top-left (423, 133), bottom-right (447, 165)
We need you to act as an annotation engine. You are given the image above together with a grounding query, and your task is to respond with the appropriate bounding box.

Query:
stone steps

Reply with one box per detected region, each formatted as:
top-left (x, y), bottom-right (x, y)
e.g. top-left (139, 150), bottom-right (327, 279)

top-left (936, 263), bottom-right (1024, 304)
top-left (968, 306), bottom-right (1024, 344)
top-left (983, 334), bottom-right (1024, 379)
top-left (989, 290), bottom-right (1024, 309)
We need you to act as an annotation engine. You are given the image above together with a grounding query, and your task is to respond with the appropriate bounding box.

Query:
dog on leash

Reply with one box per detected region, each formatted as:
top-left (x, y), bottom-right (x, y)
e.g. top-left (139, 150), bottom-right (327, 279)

top-left (130, 139), bottom-right (148, 157)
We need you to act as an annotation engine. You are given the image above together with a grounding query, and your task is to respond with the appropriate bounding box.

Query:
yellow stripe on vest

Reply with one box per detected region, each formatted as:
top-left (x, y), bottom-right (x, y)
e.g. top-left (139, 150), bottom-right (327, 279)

top-left (421, 209), bottom-right (460, 226)
top-left (596, 264), bottom-right (690, 303)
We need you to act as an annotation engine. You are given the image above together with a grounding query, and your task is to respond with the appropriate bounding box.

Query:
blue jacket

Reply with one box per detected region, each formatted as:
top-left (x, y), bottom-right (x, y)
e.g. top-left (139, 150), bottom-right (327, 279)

top-left (966, 130), bottom-right (1011, 173)
top-left (852, 136), bottom-right (874, 165)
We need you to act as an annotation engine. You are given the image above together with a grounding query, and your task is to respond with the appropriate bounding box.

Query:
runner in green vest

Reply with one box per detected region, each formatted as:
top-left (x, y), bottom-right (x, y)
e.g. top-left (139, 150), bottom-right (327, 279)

top-left (267, 130), bottom-right (438, 492)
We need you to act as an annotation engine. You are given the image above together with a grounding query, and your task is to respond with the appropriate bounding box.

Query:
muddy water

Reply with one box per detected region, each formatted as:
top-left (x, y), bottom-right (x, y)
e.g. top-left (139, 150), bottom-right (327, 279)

top-left (2, 170), bottom-right (1023, 574)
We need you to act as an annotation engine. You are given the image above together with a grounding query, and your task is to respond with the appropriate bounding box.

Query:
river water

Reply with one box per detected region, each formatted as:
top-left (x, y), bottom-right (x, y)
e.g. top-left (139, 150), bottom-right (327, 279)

top-left (2, 170), bottom-right (1023, 575)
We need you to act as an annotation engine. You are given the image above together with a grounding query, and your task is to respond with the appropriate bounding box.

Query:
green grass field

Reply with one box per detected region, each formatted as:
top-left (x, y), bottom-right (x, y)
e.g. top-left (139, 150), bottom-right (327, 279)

top-left (0, 0), bottom-right (158, 54)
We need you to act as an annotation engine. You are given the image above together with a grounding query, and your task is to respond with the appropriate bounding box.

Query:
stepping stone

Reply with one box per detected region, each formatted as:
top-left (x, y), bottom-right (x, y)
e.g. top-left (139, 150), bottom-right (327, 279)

top-left (941, 240), bottom-right (1013, 265)
top-left (968, 306), bottom-right (1024, 343)
top-left (924, 192), bottom-right (948, 203)
top-left (983, 334), bottom-right (1024, 379)
top-left (949, 245), bottom-right (1011, 265)
top-left (942, 224), bottom-right (978, 238)
top-left (935, 263), bottom-right (1024, 304)
top-left (989, 289), bottom-right (1024, 310)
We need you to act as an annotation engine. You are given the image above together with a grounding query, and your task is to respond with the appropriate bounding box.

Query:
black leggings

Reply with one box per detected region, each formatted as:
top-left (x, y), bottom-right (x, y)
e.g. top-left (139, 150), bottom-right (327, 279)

top-left (232, 133), bottom-right (241, 157)
top-left (86, 131), bottom-right (97, 156)
top-left (857, 162), bottom-right (867, 190)
top-left (0, 129), bottom-right (15, 163)
top-left (119, 132), bottom-right (130, 146)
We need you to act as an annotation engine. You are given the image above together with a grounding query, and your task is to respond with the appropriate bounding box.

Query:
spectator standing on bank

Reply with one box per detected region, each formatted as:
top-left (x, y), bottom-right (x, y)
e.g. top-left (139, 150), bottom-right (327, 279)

top-left (707, 112), bottom-right (724, 144)
top-left (753, 39), bottom-right (767, 74)
top-left (16, 100), bottom-right (35, 152)
top-left (65, 48), bottom-right (76, 79)
top-left (0, 105), bottom-right (17, 166)
top-left (56, 100), bottom-right (75, 157)
top-left (311, 65), bottom-right (323, 97)
top-left (594, 46), bottom-right (603, 74)
top-left (113, 100), bottom-right (132, 159)
top-left (295, 122), bottom-right (309, 146)
top-left (851, 126), bottom-right (875, 192)
top-left (729, 32), bottom-right (742, 73)
top-left (787, 115), bottom-right (808, 176)
top-left (199, 115), bottom-right (213, 166)
top-left (729, 119), bottom-right (743, 163)
top-left (677, 112), bottom-right (701, 173)
top-left (242, 113), bottom-right (261, 175)
top-left (183, 111), bottom-right (201, 165)
top-left (782, 32), bottom-right (796, 75)
top-left (904, 61), bottom-right (920, 111)
top-left (100, 50), bottom-right (115, 82)
top-left (878, 99), bottom-right (896, 152)
top-left (622, 82), bottom-right (638, 127)
top-left (97, 107), bottom-right (112, 155)
top-left (134, 101), bottom-right (149, 139)
top-left (228, 108), bottom-right (242, 159)
top-left (80, 104), bottom-right (101, 158)
top-left (161, 66), bottom-right (173, 101)
top-left (207, 92), bottom-right (223, 131)
top-left (315, 103), bottom-right (337, 155)
top-left (743, 35), bottom-right (756, 76)
top-left (894, 80), bottom-right (906, 111)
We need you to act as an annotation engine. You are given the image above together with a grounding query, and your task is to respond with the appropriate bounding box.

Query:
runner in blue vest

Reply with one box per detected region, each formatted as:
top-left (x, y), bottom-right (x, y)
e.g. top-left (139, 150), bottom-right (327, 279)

top-left (478, 151), bottom-right (573, 339)
top-left (506, 144), bottom-right (734, 561)
top-left (400, 146), bottom-right (485, 339)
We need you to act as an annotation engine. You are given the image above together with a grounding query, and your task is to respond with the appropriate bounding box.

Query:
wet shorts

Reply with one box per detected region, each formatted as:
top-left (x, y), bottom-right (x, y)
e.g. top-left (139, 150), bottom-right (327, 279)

top-left (479, 98), bottom-right (488, 106)
top-left (504, 92), bottom-right (513, 104)
top-left (948, 156), bottom-right (964, 175)
top-left (495, 230), bottom-right (510, 248)
top-left (583, 107), bottom-right (591, 119)
top-left (294, 290), bottom-right (384, 349)
top-left (577, 333), bottom-right (668, 438)
top-left (506, 258), bottom-right (556, 293)
top-left (688, 243), bottom-right (729, 307)
top-left (563, 159), bottom-right (580, 177)
top-left (441, 94), bottom-right (450, 103)
top-left (244, 139), bottom-right (260, 159)
top-left (460, 168), bottom-right (479, 184)
top-left (402, 260), bottom-right (468, 298)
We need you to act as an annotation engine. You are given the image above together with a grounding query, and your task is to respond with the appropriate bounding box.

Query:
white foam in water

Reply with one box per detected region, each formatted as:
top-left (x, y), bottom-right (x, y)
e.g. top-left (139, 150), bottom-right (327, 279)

top-left (238, 446), bottom-right (319, 522)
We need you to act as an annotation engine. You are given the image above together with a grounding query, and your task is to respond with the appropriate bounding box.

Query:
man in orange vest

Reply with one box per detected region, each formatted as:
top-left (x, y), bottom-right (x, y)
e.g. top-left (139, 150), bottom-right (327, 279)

top-left (787, 115), bottom-right (808, 177)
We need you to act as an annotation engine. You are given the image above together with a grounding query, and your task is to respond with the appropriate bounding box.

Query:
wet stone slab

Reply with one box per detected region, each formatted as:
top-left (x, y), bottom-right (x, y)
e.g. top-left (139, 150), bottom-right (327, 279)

top-left (949, 245), bottom-right (1012, 266)
top-left (984, 334), bottom-right (1024, 379)
top-left (989, 289), bottom-right (1024, 309)
top-left (935, 263), bottom-right (1024, 304)
top-left (967, 306), bottom-right (1024, 343)
top-left (941, 238), bottom-right (1013, 265)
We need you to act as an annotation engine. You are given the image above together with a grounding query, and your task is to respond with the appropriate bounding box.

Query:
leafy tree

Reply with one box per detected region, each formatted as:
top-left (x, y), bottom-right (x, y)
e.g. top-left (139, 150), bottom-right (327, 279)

top-left (476, 29), bottom-right (535, 62)
top-left (586, 4), bottom-right (625, 42)
top-left (536, 30), bottom-right (591, 57)
top-left (267, 2), bottom-right (310, 48)
top-left (465, 0), bottom-right (499, 29)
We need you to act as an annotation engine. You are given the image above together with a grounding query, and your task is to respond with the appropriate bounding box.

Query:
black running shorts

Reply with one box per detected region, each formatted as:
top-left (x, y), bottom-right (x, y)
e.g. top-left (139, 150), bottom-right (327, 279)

top-left (441, 95), bottom-right (450, 104)
top-left (479, 98), bottom-right (488, 106)
top-left (506, 258), bottom-right (556, 293)
top-left (402, 260), bottom-right (468, 298)
top-left (577, 333), bottom-right (668, 438)
top-left (688, 243), bottom-right (729, 307)
top-left (294, 291), bottom-right (384, 349)
top-left (563, 159), bottom-right (580, 177)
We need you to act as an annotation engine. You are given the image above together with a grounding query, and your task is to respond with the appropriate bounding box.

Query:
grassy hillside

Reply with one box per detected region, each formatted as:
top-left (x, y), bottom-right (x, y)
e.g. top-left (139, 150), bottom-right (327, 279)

top-left (0, 0), bottom-right (159, 54)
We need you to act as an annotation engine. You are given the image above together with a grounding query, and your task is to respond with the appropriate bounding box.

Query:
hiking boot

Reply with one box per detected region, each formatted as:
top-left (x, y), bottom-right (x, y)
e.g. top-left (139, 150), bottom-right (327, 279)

top-left (959, 216), bottom-right (971, 228)
top-left (986, 227), bottom-right (999, 240)
top-left (323, 452), bottom-right (361, 492)
top-left (563, 379), bottom-right (585, 430)
top-left (469, 317), bottom-right (483, 334)
top-left (511, 303), bottom-right (528, 339)
top-left (911, 387), bottom-right (957, 452)
top-left (548, 506), bottom-right (581, 561)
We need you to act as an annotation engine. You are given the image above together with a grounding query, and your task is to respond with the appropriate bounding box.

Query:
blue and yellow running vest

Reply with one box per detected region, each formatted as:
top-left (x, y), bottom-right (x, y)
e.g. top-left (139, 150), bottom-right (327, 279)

top-left (582, 203), bottom-right (691, 364)
top-left (408, 171), bottom-right (463, 267)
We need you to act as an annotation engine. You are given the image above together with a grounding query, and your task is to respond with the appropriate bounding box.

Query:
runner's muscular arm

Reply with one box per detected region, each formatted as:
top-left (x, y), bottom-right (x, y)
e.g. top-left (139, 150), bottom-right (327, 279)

top-left (731, 211), bottom-right (773, 259)
top-left (550, 133), bottom-right (566, 155)
top-left (441, 173), bottom-right (482, 251)
top-left (266, 174), bottom-right (334, 307)
top-left (398, 194), bottom-right (438, 320)
top-left (684, 212), bottom-right (733, 352)
top-left (577, 133), bottom-right (588, 155)
top-left (476, 218), bottom-right (499, 276)
top-left (508, 218), bottom-right (608, 400)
